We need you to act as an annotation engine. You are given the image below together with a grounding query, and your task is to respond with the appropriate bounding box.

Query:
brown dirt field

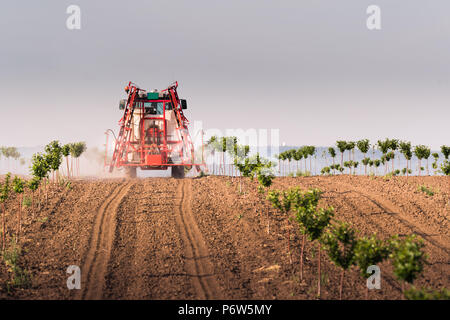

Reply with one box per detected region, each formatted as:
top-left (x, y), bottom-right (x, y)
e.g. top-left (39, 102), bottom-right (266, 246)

top-left (0, 175), bottom-right (448, 299)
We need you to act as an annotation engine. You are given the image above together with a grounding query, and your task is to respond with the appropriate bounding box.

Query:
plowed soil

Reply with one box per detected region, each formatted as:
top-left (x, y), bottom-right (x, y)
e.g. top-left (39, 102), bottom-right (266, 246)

top-left (0, 176), bottom-right (448, 299)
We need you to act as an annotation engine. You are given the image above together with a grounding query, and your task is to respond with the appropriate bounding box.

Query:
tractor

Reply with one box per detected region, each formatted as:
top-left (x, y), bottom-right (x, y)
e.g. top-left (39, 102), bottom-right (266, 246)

top-left (105, 81), bottom-right (204, 178)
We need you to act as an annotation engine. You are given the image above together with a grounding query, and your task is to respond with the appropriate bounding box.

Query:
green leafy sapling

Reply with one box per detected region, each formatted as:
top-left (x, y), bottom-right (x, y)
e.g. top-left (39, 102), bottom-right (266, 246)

top-left (336, 141), bottom-right (347, 167)
top-left (399, 141), bottom-right (412, 177)
top-left (377, 139), bottom-right (391, 174)
top-left (440, 145), bottom-right (450, 160)
top-left (28, 177), bottom-right (40, 215)
top-left (291, 188), bottom-right (322, 281)
top-left (357, 139), bottom-right (370, 175)
top-left (354, 234), bottom-right (390, 299)
top-left (322, 222), bottom-right (358, 299)
top-left (44, 140), bottom-right (63, 183)
top-left (267, 188), bottom-right (295, 262)
top-left (0, 173), bottom-right (11, 251)
top-left (414, 145), bottom-right (429, 176)
top-left (389, 139), bottom-right (399, 173)
top-left (404, 286), bottom-right (450, 300)
top-left (12, 176), bottom-right (25, 242)
top-left (296, 191), bottom-right (333, 297)
top-left (389, 234), bottom-right (426, 296)
top-left (61, 144), bottom-right (71, 178)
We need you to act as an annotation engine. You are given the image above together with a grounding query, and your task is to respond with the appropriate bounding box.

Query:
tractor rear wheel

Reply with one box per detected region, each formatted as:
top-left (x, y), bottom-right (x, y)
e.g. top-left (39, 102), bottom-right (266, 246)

top-left (125, 167), bottom-right (137, 179)
top-left (171, 166), bottom-right (185, 179)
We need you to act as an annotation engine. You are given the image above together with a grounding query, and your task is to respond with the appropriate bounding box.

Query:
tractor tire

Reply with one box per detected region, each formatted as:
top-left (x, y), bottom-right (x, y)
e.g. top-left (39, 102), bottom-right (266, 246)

top-left (125, 167), bottom-right (137, 179)
top-left (171, 166), bottom-right (185, 179)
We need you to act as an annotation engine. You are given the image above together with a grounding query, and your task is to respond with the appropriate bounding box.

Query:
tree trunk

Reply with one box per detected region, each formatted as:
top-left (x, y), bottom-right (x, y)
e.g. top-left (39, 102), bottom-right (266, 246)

top-left (300, 234), bottom-right (305, 281)
top-left (32, 191), bottom-right (35, 217)
top-left (45, 178), bottom-right (48, 204)
top-left (340, 269), bottom-right (344, 300)
top-left (1, 203), bottom-right (6, 252)
top-left (222, 152), bottom-right (225, 176)
top-left (406, 158), bottom-right (409, 177)
top-left (66, 157), bottom-right (70, 179)
top-left (317, 242), bottom-right (321, 298)
top-left (392, 152), bottom-right (395, 173)
top-left (287, 220), bottom-right (292, 264)
top-left (17, 194), bottom-right (22, 242)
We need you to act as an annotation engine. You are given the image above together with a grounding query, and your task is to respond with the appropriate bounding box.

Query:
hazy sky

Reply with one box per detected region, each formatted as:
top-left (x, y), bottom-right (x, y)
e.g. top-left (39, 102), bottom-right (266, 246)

top-left (0, 0), bottom-right (449, 149)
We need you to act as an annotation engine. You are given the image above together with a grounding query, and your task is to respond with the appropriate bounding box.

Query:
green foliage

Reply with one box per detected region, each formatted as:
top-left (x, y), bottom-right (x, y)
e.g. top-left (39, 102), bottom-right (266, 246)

top-left (220, 136), bottom-right (229, 153)
top-left (267, 189), bottom-right (294, 214)
top-left (291, 188), bottom-right (333, 242)
top-left (293, 149), bottom-right (303, 162)
top-left (320, 166), bottom-right (331, 175)
top-left (404, 286), bottom-right (450, 300)
top-left (399, 141), bottom-right (412, 160)
top-left (2, 239), bottom-right (32, 289)
top-left (31, 153), bottom-right (50, 180)
top-left (296, 170), bottom-right (311, 177)
top-left (441, 160), bottom-right (450, 176)
top-left (389, 234), bottom-right (426, 284)
top-left (69, 142), bottom-right (87, 159)
top-left (22, 196), bottom-right (32, 208)
top-left (61, 144), bottom-right (71, 157)
top-left (12, 176), bottom-right (25, 196)
top-left (44, 140), bottom-right (63, 172)
top-left (0, 147), bottom-right (21, 161)
top-left (362, 157), bottom-right (371, 166)
top-left (256, 166), bottom-right (275, 189)
top-left (357, 139), bottom-right (370, 154)
top-left (414, 145), bottom-right (430, 160)
top-left (441, 145), bottom-right (450, 160)
top-left (28, 177), bottom-right (40, 192)
top-left (386, 151), bottom-right (395, 161)
top-left (346, 141), bottom-right (355, 154)
top-left (389, 139), bottom-right (399, 151)
top-left (0, 173), bottom-right (12, 203)
top-left (328, 147), bottom-right (336, 158)
top-left (302, 206), bottom-right (334, 242)
top-left (377, 139), bottom-right (391, 155)
top-left (291, 188), bottom-right (322, 212)
top-left (374, 159), bottom-right (381, 168)
top-left (322, 222), bottom-right (358, 270)
top-left (401, 168), bottom-right (412, 175)
top-left (306, 146), bottom-right (316, 157)
top-left (418, 185), bottom-right (434, 196)
top-left (330, 164), bottom-right (343, 173)
top-left (354, 234), bottom-right (390, 278)
top-left (336, 141), bottom-right (347, 154)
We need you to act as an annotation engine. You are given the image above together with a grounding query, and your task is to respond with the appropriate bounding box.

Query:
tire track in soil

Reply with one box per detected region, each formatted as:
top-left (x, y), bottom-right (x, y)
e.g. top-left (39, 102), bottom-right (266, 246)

top-left (175, 179), bottom-right (222, 300)
top-left (334, 180), bottom-right (450, 256)
top-left (78, 181), bottom-right (134, 300)
top-left (330, 181), bottom-right (450, 293)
